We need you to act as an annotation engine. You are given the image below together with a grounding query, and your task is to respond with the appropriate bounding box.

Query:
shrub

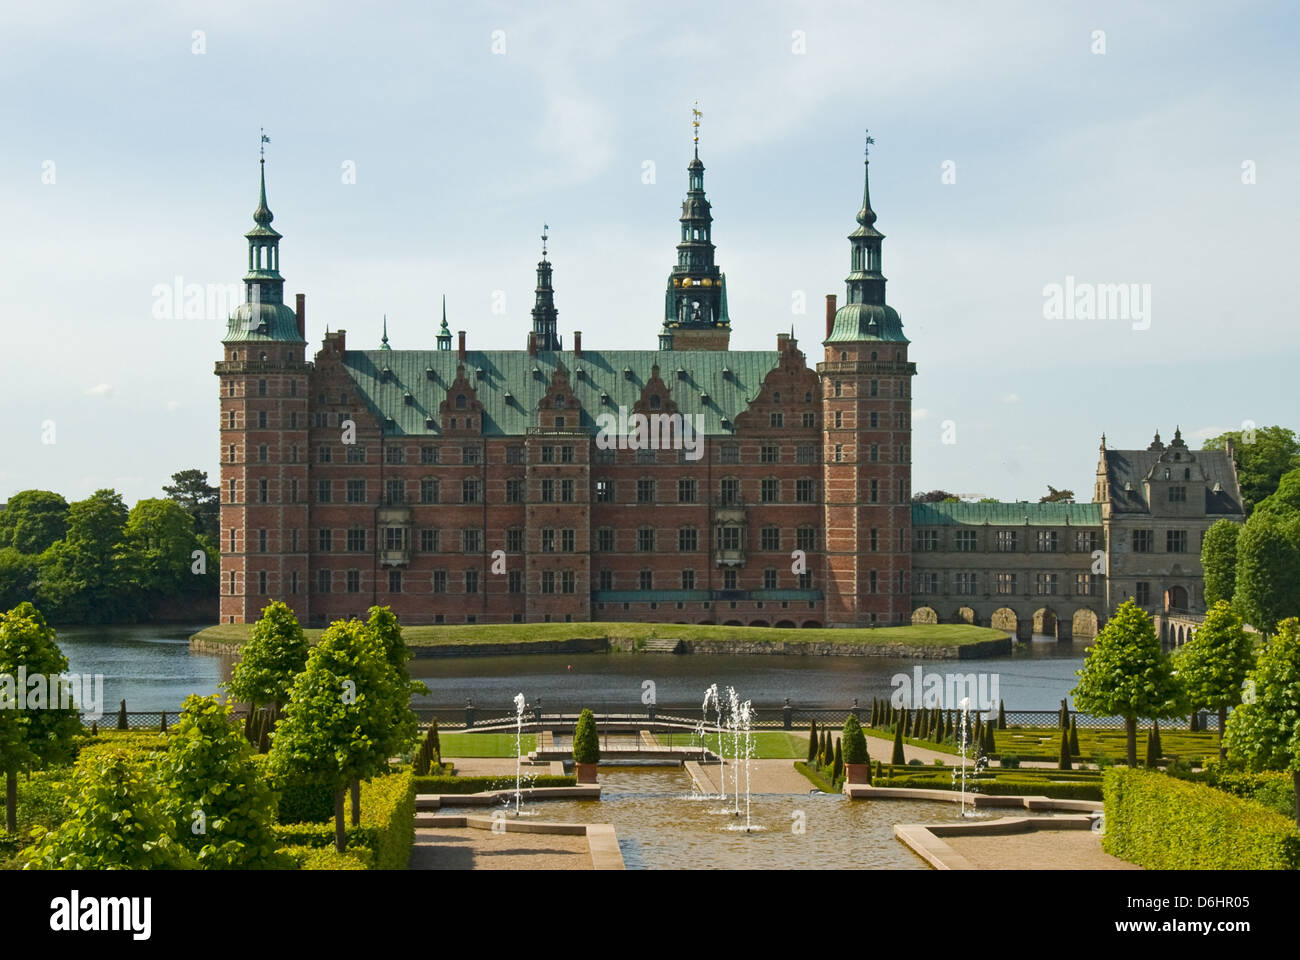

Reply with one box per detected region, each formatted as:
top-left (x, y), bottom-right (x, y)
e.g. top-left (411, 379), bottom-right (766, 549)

top-left (280, 844), bottom-right (370, 870)
top-left (806, 720), bottom-right (818, 765)
top-left (832, 738), bottom-right (844, 782)
top-left (411, 773), bottom-right (576, 794)
top-left (1102, 767), bottom-right (1300, 869)
top-left (998, 700), bottom-right (1006, 730)
top-left (842, 715), bottom-right (868, 765)
top-left (273, 771), bottom-right (415, 870)
top-left (1068, 718), bottom-right (1080, 756)
top-left (572, 709), bottom-right (599, 764)
top-left (1209, 768), bottom-right (1297, 819)
top-left (1058, 728), bottom-right (1072, 770)
top-left (273, 769), bottom-right (334, 824)
top-left (1000, 754), bottom-right (1020, 769)
top-left (891, 717), bottom-right (905, 765)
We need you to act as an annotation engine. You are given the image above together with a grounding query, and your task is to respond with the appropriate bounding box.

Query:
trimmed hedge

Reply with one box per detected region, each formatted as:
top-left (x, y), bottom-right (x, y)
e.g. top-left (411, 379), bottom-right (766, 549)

top-left (273, 771), bottom-right (415, 870)
top-left (878, 772), bottom-right (1102, 801)
top-left (280, 844), bottom-right (371, 870)
top-left (1208, 769), bottom-right (1297, 819)
top-left (412, 773), bottom-right (577, 794)
top-left (76, 731), bottom-right (169, 764)
top-left (1102, 767), bottom-right (1300, 870)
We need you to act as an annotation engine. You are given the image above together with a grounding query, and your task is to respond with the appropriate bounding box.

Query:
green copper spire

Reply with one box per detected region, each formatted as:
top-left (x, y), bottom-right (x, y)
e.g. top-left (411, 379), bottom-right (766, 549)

top-left (380, 314), bottom-right (391, 350)
top-left (437, 295), bottom-right (452, 350)
top-left (529, 224), bottom-right (562, 350)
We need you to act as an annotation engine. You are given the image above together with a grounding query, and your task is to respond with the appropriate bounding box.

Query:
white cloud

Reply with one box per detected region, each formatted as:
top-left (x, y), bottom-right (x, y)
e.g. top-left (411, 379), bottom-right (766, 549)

top-left (84, 384), bottom-right (113, 397)
top-left (165, 400), bottom-right (181, 412)
top-left (913, 408), bottom-right (930, 421)
top-left (1003, 393), bottom-right (1020, 404)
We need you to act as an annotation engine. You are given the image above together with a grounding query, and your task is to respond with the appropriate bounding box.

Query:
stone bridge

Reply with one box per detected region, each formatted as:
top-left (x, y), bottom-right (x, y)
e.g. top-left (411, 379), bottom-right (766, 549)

top-left (910, 599), bottom-right (1108, 641)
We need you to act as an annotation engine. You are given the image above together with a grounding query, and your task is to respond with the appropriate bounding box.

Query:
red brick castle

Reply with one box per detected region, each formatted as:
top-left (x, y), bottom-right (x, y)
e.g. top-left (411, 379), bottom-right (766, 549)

top-left (217, 138), bottom-right (915, 628)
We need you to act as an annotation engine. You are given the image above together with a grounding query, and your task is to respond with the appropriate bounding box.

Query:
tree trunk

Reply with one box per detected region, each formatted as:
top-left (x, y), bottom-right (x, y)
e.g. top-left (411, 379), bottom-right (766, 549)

top-left (350, 779), bottom-right (361, 827)
top-left (1218, 704), bottom-right (1227, 760)
top-left (1126, 716), bottom-right (1138, 767)
top-left (5, 771), bottom-right (16, 834)
top-left (334, 788), bottom-right (346, 854)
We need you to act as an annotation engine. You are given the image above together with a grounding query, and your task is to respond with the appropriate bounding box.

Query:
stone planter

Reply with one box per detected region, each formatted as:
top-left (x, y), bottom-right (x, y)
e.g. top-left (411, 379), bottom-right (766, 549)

top-left (845, 762), bottom-right (870, 784)
top-left (575, 762), bottom-right (599, 784)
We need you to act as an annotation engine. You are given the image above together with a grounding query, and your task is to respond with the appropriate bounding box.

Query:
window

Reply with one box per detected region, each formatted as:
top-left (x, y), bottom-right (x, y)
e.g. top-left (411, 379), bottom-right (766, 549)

top-left (421, 445), bottom-right (439, 465)
top-left (869, 412), bottom-right (879, 429)
top-left (507, 528), bottom-right (524, 552)
top-left (541, 479), bottom-right (554, 502)
top-left (833, 381), bottom-right (842, 397)
top-left (462, 478), bottom-right (481, 503)
top-left (383, 527), bottom-right (406, 552)
top-left (955, 573), bottom-right (977, 595)
top-left (420, 529), bottom-right (438, 552)
top-left (1035, 572), bottom-right (1059, 595)
top-left (385, 446), bottom-right (405, 465)
top-left (598, 570), bottom-right (613, 591)
top-left (1036, 530), bottom-right (1059, 552)
top-left (1075, 531), bottom-right (1098, 553)
top-left (258, 444), bottom-right (268, 463)
top-left (956, 530), bottom-right (977, 552)
top-left (347, 528), bottom-right (366, 552)
top-left (1135, 581), bottom-right (1151, 606)
top-left (678, 478), bottom-right (697, 503)
top-left (796, 479), bottom-right (814, 503)
top-left (869, 529), bottom-right (879, 552)
top-left (318, 529), bottom-right (332, 552)
top-left (673, 527), bottom-right (695, 552)
top-left (506, 445), bottom-right (524, 464)
top-left (1166, 529), bottom-right (1188, 553)
top-left (995, 573), bottom-right (1017, 595)
top-left (996, 530), bottom-right (1018, 552)
top-left (465, 570), bottom-right (479, 593)
top-left (229, 529), bottom-right (237, 552)
top-left (1133, 529), bottom-right (1154, 553)
top-left (720, 478), bottom-right (739, 504)
top-left (596, 528), bottom-right (614, 552)
top-left (317, 569), bottom-right (332, 593)
top-left (769, 412), bottom-right (784, 428)
top-left (257, 529), bottom-right (268, 552)
top-left (762, 568), bottom-right (777, 590)
top-left (346, 479), bottom-right (365, 503)
top-left (506, 478), bottom-right (523, 503)
top-left (541, 529), bottom-right (556, 552)
top-left (1075, 573), bottom-right (1094, 596)
top-left (682, 570), bottom-right (695, 590)
top-left (761, 479), bottom-right (779, 503)
top-left (257, 410), bottom-right (267, 429)
top-left (258, 570), bottom-right (267, 594)
top-left (561, 446), bottom-right (574, 463)
top-left (228, 444), bottom-right (236, 463)
top-left (290, 478), bottom-right (298, 502)
top-left (508, 570), bottom-right (522, 593)
top-left (639, 570), bottom-right (653, 591)
top-left (797, 527), bottom-right (816, 551)
top-left (561, 529), bottom-right (576, 552)
top-left (432, 571), bottom-right (447, 593)
top-left (796, 444), bottom-right (815, 464)
top-left (541, 571), bottom-right (556, 594)
top-left (637, 527), bottom-right (655, 552)
top-left (723, 569), bottom-right (737, 590)
top-left (290, 570), bottom-right (299, 594)
top-left (386, 479), bottom-right (404, 504)
top-left (1168, 485), bottom-right (1187, 503)
top-left (915, 530), bottom-right (938, 551)
top-left (388, 570), bottom-right (402, 593)
top-left (347, 445), bottom-right (366, 463)
top-left (835, 411), bottom-right (844, 429)
top-left (596, 479), bottom-right (613, 503)
top-left (342, 569), bottom-right (358, 593)
top-left (463, 445), bottom-right (481, 465)
top-left (834, 444), bottom-right (843, 462)
top-left (421, 478), bottom-right (440, 504)
top-left (541, 445), bottom-right (554, 464)
top-left (462, 529), bottom-right (481, 553)
top-left (456, 394), bottom-right (467, 410)
top-left (868, 571), bottom-right (877, 594)
top-left (717, 527), bottom-right (740, 551)
top-left (721, 444), bottom-right (739, 464)
top-left (561, 571), bottom-right (576, 594)
top-left (916, 572), bottom-right (938, 594)
top-left (761, 445), bottom-right (779, 463)
top-left (258, 479), bottom-right (268, 503)
top-left (761, 526), bottom-right (781, 551)
top-left (560, 479), bottom-right (574, 502)
top-left (801, 412), bottom-right (815, 428)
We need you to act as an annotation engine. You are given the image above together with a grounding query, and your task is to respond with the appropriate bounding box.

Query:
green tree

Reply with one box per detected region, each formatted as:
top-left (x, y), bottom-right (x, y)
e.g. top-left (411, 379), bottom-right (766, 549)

top-left (1072, 600), bottom-right (1183, 766)
top-left (1201, 518), bottom-right (1242, 606)
top-left (0, 548), bottom-right (38, 609)
top-left (356, 606), bottom-right (424, 823)
top-left (162, 469), bottom-right (221, 541)
top-left (831, 737), bottom-right (844, 783)
top-left (1058, 728), bottom-right (1072, 770)
top-left (1176, 600), bottom-right (1256, 758)
top-left (1039, 486), bottom-right (1075, 503)
top-left (0, 603), bottom-right (82, 832)
top-left (124, 498), bottom-right (206, 598)
top-left (842, 715), bottom-right (868, 765)
top-left (573, 708), bottom-right (600, 764)
top-left (806, 719), bottom-right (818, 764)
top-left (225, 601), bottom-right (310, 716)
top-left (891, 715), bottom-right (905, 765)
top-left (35, 489), bottom-right (134, 623)
top-left (0, 491), bottom-right (69, 554)
top-left (1223, 617), bottom-right (1300, 826)
top-left (21, 750), bottom-right (192, 869)
top-left (1233, 513), bottom-right (1300, 634)
top-left (1253, 467), bottom-right (1300, 519)
top-left (154, 695), bottom-right (278, 868)
top-left (1204, 426), bottom-right (1300, 516)
top-left (268, 618), bottom-right (400, 853)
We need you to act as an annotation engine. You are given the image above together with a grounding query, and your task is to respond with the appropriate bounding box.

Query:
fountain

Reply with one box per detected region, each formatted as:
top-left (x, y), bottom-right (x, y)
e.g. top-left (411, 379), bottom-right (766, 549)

top-left (951, 697), bottom-right (989, 818)
top-left (508, 693), bottom-right (538, 817)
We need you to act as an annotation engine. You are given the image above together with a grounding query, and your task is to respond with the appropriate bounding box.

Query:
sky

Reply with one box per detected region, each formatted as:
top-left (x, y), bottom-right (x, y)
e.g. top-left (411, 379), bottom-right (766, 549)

top-left (1, 0), bottom-right (1296, 507)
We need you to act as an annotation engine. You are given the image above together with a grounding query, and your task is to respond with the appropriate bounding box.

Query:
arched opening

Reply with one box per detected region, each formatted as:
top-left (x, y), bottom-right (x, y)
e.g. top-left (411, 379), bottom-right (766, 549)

top-left (774, 620), bottom-right (796, 628)
top-left (801, 620), bottom-right (822, 628)
top-left (697, 620), bottom-right (715, 626)
top-left (911, 606), bottom-right (939, 625)
top-left (749, 620), bottom-right (769, 628)
top-left (1033, 607), bottom-right (1058, 638)
top-left (1165, 585), bottom-right (1188, 612)
top-left (991, 607), bottom-right (1018, 632)
top-left (955, 606), bottom-right (977, 625)
top-left (1072, 608), bottom-right (1099, 640)
top-left (723, 620), bottom-right (743, 626)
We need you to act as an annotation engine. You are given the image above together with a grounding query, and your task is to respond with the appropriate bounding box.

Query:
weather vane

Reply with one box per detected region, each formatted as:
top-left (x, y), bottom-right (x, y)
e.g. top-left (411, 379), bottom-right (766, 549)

top-left (541, 223), bottom-right (548, 257)
top-left (864, 129), bottom-right (875, 158)
top-left (260, 127), bottom-right (270, 161)
top-left (692, 101), bottom-right (702, 146)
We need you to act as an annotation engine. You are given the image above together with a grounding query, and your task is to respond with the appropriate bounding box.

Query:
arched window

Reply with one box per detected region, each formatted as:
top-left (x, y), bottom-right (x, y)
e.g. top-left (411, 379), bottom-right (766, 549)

top-left (649, 395), bottom-right (661, 410)
top-left (456, 394), bottom-right (467, 409)
top-left (555, 395), bottom-right (565, 409)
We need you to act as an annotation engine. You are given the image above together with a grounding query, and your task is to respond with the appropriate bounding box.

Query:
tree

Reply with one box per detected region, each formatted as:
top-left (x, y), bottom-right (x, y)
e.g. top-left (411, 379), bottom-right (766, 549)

top-left (0, 548), bottom-right (38, 610)
top-left (1252, 467), bottom-right (1300, 520)
top-left (1204, 426), bottom-right (1300, 516)
top-left (162, 469), bottom-right (221, 541)
top-left (1176, 601), bottom-right (1255, 758)
top-left (1223, 617), bottom-right (1300, 826)
top-left (1072, 600), bottom-right (1183, 766)
top-left (225, 601), bottom-right (310, 719)
top-left (0, 490), bottom-right (69, 554)
top-left (1039, 486), bottom-right (1075, 503)
top-left (842, 715), bottom-right (868, 765)
top-left (891, 716), bottom-right (905, 765)
top-left (1201, 518), bottom-right (1242, 606)
top-left (1233, 513), bottom-right (1300, 634)
top-left (22, 750), bottom-right (193, 869)
top-left (912, 490), bottom-right (959, 503)
top-left (1058, 728), bottom-right (1072, 770)
top-left (355, 606), bottom-right (424, 823)
top-left (268, 618), bottom-right (400, 853)
top-left (573, 708), bottom-right (600, 764)
top-left (124, 498), bottom-right (207, 599)
top-left (831, 737), bottom-right (844, 783)
top-left (154, 695), bottom-right (278, 868)
top-left (806, 719), bottom-right (818, 764)
top-left (35, 489), bottom-right (134, 623)
top-left (0, 603), bottom-right (82, 832)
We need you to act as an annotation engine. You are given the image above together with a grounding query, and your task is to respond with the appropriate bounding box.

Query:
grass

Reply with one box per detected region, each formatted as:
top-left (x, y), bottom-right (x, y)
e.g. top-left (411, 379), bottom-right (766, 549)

top-left (862, 723), bottom-right (1222, 766)
top-left (794, 761), bottom-right (843, 793)
top-left (192, 621), bottom-right (1006, 652)
top-left (656, 730), bottom-right (808, 759)
top-left (436, 733), bottom-right (536, 757)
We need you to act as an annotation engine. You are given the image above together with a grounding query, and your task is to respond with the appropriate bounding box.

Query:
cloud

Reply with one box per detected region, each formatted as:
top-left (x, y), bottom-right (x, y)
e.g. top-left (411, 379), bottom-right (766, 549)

top-left (84, 383), bottom-right (113, 396)
top-left (1003, 393), bottom-right (1020, 404)
top-left (913, 408), bottom-right (930, 421)
top-left (1188, 425), bottom-right (1231, 441)
top-left (165, 400), bottom-right (181, 412)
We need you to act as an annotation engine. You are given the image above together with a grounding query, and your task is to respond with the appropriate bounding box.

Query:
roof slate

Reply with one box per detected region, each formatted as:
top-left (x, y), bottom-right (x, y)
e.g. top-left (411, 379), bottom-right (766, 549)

top-left (911, 501), bottom-right (1102, 527)
top-left (1103, 448), bottom-right (1242, 515)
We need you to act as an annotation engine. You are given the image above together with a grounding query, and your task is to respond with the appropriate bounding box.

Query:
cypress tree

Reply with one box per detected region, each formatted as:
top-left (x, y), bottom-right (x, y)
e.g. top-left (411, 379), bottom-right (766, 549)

top-left (1059, 700), bottom-right (1070, 730)
top-left (917, 708), bottom-right (928, 740)
top-left (116, 699), bottom-right (128, 731)
top-left (807, 720), bottom-right (819, 765)
top-left (832, 737), bottom-right (844, 783)
top-left (891, 717), bottom-right (906, 765)
top-left (1069, 717), bottom-right (1080, 756)
top-left (1058, 727), bottom-right (1072, 770)
top-left (998, 699), bottom-right (1006, 730)
top-left (985, 719), bottom-right (996, 755)
top-left (1151, 720), bottom-right (1162, 758)
top-left (820, 729), bottom-right (830, 767)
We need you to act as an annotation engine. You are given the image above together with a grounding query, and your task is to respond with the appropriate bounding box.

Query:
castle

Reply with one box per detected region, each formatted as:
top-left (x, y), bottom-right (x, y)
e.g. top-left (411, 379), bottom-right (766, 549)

top-left (215, 138), bottom-right (1243, 635)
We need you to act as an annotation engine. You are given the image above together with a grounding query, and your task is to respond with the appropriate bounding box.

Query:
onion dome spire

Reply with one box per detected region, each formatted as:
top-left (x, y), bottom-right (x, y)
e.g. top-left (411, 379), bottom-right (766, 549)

top-left (529, 224), bottom-right (561, 350)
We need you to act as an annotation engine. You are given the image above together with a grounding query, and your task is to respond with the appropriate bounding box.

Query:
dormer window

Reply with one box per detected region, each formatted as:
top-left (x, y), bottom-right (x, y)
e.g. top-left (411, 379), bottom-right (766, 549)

top-left (773, 391), bottom-right (781, 403)
top-left (456, 394), bottom-right (467, 409)
top-left (554, 395), bottom-right (565, 409)
top-left (649, 395), bottom-right (661, 409)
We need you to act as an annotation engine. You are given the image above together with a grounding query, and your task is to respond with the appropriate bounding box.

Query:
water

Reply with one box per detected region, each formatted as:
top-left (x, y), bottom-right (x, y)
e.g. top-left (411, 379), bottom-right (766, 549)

top-left (439, 767), bottom-right (990, 870)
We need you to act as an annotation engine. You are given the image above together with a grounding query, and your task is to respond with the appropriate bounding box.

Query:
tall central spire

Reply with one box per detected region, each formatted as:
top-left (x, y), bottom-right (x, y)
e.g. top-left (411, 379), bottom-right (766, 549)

top-left (845, 131), bottom-right (886, 307)
top-left (529, 224), bottom-right (561, 350)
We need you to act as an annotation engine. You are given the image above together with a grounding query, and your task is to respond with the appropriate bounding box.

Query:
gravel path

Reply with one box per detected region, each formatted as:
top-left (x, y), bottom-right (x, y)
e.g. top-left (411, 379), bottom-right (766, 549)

top-left (408, 827), bottom-right (592, 870)
top-left (940, 830), bottom-right (1141, 870)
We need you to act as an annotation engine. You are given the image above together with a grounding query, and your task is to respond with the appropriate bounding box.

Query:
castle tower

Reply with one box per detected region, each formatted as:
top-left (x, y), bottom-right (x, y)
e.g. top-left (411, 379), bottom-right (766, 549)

top-left (818, 135), bottom-right (916, 626)
top-left (660, 108), bottom-right (730, 351)
top-left (216, 146), bottom-right (310, 624)
top-left (529, 226), bottom-right (562, 350)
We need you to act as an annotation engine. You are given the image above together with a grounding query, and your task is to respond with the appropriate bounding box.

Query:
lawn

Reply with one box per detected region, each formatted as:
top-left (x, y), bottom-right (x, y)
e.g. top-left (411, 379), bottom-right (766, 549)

top-left (862, 724), bottom-right (1221, 766)
top-left (656, 730), bottom-right (808, 759)
top-left (193, 621), bottom-right (1006, 652)
top-left (436, 732), bottom-right (537, 758)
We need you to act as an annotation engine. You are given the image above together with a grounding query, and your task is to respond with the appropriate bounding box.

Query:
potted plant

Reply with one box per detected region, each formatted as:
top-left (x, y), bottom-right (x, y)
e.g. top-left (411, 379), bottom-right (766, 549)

top-left (573, 708), bottom-right (600, 783)
top-left (842, 715), bottom-right (871, 784)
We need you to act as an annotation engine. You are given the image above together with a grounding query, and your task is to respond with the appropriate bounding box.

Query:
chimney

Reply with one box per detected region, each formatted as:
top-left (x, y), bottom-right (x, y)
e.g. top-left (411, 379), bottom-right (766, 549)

top-left (528, 331), bottom-right (538, 357)
top-left (573, 331), bottom-right (582, 358)
top-left (295, 294), bottom-right (306, 340)
top-left (457, 330), bottom-right (466, 362)
top-left (825, 295), bottom-right (837, 339)
top-left (776, 332), bottom-right (789, 352)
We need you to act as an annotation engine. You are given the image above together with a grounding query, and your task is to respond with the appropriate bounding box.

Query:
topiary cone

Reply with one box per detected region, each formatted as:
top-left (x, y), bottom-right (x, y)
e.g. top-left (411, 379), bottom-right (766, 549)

top-left (807, 719), bottom-right (819, 765)
top-left (998, 699), bottom-right (1006, 730)
top-left (1058, 727), bottom-right (1072, 770)
top-left (1069, 717), bottom-right (1080, 756)
top-left (891, 717), bottom-right (906, 765)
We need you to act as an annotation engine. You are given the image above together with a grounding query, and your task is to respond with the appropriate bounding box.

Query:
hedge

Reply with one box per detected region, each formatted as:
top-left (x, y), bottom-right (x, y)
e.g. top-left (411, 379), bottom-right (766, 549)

top-left (877, 773), bottom-right (1102, 801)
top-left (412, 774), bottom-right (576, 795)
top-left (280, 844), bottom-right (371, 870)
top-left (76, 731), bottom-right (169, 764)
top-left (1208, 769), bottom-right (1297, 820)
top-left (1102, 767), bottom-right (1300, 870)
top-left (272, 771), bottom-right (415, 870)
